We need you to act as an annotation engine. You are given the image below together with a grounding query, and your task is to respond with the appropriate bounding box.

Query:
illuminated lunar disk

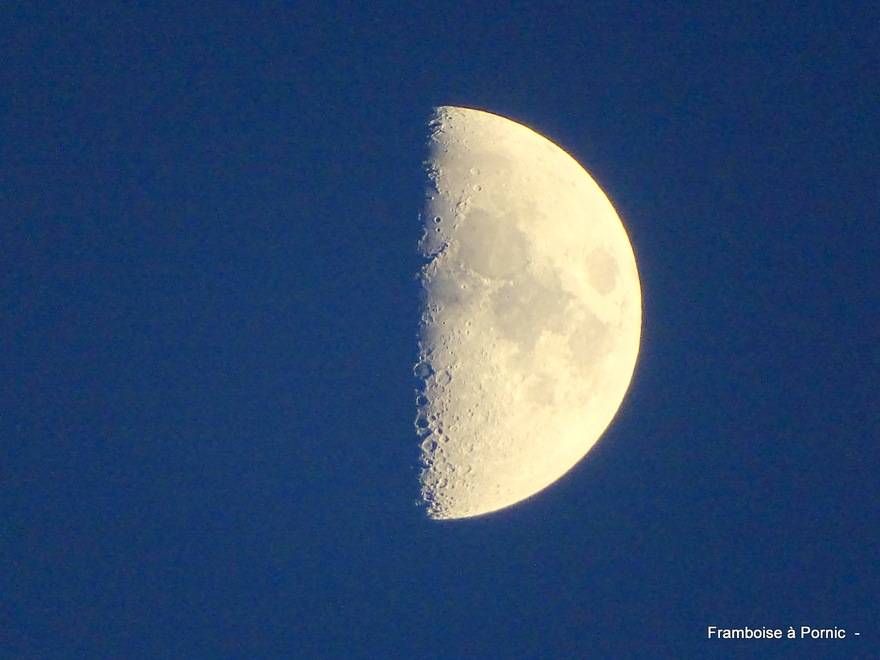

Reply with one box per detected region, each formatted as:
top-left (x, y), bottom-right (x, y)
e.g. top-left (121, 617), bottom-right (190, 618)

top-left (416, 106), bottom-right (641, 520)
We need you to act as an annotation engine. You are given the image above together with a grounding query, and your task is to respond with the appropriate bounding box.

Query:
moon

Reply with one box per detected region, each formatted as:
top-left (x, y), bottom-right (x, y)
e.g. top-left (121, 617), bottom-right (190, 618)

top-left (415, 106), bottom-right (641, 520)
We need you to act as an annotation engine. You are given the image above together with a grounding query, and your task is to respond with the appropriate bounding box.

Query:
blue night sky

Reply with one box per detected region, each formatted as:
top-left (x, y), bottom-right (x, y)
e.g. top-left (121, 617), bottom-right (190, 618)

top-left (3, 3), bottom-right (878, 658)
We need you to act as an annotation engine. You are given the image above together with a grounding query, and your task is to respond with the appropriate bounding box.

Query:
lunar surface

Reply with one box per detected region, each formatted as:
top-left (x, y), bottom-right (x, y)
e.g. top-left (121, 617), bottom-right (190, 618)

top-left (416, 106), bottom-right (641, 520)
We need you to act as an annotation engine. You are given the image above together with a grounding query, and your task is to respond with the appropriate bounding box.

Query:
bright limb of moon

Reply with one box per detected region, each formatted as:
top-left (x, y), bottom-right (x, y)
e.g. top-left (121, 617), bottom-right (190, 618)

top-left (416, 106), bottom-right (641, 520)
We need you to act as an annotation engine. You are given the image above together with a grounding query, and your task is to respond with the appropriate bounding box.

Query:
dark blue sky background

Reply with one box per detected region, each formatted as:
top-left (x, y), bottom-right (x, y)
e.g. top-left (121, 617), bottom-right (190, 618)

top-left (3, 3), bottom-right (878, 658)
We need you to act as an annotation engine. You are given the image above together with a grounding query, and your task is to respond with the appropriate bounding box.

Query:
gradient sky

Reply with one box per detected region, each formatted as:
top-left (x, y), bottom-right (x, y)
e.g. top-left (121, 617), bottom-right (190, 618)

top-left (4, 3), bottom-right (878, 658)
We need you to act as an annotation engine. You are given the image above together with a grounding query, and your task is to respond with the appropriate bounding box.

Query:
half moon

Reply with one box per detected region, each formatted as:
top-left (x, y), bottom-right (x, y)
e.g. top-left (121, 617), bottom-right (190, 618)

top-left (416, 106), bottom-right (641, 520)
